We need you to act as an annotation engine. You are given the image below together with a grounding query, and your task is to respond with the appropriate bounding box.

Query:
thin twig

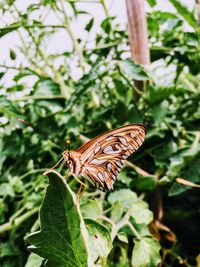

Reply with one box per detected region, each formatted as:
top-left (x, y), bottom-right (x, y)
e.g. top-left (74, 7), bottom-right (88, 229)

top-left (0, 207), bottom-right (39, 234)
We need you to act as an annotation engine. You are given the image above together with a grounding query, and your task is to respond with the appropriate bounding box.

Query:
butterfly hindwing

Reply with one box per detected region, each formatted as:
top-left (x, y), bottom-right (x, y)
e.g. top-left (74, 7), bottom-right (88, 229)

top-left (77, 124), bottom-right (147, 191)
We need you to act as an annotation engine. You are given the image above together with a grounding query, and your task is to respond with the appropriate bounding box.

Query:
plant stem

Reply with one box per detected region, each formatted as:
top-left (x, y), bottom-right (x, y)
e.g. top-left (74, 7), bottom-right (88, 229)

top-left (111, 209), bottom-right (141, 240)
top-left (13, 95), bottom-right (66, 101)
top-left (125, 160), bottom-right (155, 177)
top-left (0, 207), bottom-right (39, 234)
top-left (0, 24), bottom-right (65, 31)
top-left (19, 168), bottom-right (47, 180)
top-left (59, 0), bottom-right (87, 72)
top-left (100, 0), bottom-right (109, 17)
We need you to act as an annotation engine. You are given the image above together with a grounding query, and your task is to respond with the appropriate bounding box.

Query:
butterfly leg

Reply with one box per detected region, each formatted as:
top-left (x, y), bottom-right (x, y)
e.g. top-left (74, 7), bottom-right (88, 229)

top-left (76, 183), bottom-right (86, 205)
top-left (73, 175), bottom-right (87, 205)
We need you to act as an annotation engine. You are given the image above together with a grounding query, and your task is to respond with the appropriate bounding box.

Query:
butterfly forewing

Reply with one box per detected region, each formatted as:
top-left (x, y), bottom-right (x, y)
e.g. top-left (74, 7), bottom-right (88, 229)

top-left (76, 124), bottom-right (147, 191)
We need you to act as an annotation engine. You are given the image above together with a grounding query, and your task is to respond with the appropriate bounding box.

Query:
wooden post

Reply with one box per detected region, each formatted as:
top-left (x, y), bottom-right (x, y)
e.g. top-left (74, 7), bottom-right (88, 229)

top-left (126, 0), bottom-right (150, 69)
top-left (196, 0), bottom-right (200, 25)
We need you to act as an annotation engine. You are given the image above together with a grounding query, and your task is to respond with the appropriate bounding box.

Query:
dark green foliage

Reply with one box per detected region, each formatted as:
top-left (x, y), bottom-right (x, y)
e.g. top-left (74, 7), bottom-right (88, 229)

top-left (0, 1), bottom-right (199, 266)
top-left (27, 172), bottom-right (90, 267)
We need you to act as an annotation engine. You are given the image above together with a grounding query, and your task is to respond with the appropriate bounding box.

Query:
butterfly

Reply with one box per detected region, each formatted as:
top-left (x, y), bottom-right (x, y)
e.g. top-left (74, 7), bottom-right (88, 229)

top-left (62, 124), bottom-right (147, 192)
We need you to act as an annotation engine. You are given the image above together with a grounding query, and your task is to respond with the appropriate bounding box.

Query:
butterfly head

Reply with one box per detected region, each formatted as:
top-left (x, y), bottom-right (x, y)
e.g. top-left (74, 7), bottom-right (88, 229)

top-left (63, 150), bottom-right (82, 175)
top-left (63, 150), bottom-right (72, 165)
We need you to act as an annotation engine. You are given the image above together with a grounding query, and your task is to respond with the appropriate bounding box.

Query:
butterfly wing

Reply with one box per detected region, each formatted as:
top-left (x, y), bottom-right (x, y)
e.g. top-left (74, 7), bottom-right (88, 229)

top-left (76, 124), bottom-right (147, 191)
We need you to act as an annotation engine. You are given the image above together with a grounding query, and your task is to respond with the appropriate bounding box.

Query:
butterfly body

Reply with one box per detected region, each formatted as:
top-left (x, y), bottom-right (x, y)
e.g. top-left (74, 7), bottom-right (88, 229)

top-left (63, 124), bottom-right (147, 191)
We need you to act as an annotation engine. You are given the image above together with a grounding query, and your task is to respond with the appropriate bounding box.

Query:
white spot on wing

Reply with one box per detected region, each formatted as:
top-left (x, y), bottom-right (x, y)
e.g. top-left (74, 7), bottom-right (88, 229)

top-left (112, 174), bottom-right (116, 181)
top-left (136, 138), bottom-right (143, 146)
top-left (106, 136), bottom-right (115, 141)
top-left (107, 163), bottom-right (112, 171)
top-left (103, 146), bottom-right (113, 154)
top-left (115, 144), bottom-right (122, 151)
top-left (116, 161), bottom-right (122, 167)
top-left (94, 146), bottom-right (101, 154)
top-left (128, 144), bottom-right (136, 150)
top-left (90, 158), bottom-right (107, 165)
top-left (104, 145), bottom-right (122, 154)
top-left (119, 137), bottom-right (127, 145)
top-left (131, 133), bottom-right (136, 138)
top-left (85, 166), bottom-right (96, 172)
top-left (98, 172), bottom-right (104, 181)
top-left (104, 171), bottom-right (109, 179)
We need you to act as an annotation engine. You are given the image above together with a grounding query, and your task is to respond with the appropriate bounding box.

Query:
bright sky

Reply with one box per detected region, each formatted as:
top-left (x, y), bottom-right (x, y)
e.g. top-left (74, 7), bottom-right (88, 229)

top-left (0, 0), bottom-right (195, 86)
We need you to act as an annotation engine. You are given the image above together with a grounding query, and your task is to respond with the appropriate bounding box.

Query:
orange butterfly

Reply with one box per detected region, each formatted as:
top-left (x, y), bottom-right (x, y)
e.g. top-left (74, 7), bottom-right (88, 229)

top-left (62, 124), bottom-right (147, 191)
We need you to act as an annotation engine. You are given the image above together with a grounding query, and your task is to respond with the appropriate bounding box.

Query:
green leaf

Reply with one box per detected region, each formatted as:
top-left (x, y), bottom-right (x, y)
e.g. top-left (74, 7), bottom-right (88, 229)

top-left (85, 219), bottom-right (112, 263)
top-left (110, 202), bottom-right (123, 223)
top-left (0, 22), bottom-right (21, 38)
top-left (131, 201), bottom-right (153, 225)
top-left (25, 253), bottom-right (43, 267)
top-left (10, 49), bottom-right (16, 60)
top-left (0, 72), bottom-right (5, 80)
top-left (146, 0), bottom-right (157, 7)
top-left (119, 60), bottom-right (149, 81)
top-left (0, 183), bottom-right (15, 197)
top-left (108, 189), bottom-right (138, 209)
top-left (169, 156), bottom-right (200, 196)
top-left (168, 0), bottom-right (196, 28)
top-left (131, 236), bottom-right (161, 267)
top-left (134, 175), bottom-right (157, 191)
top-left (146, 85), bottom-right (190, 104)
top-left (0, 242), bottom-right (19, 257)
top-left (13, 68), bottom-right (33, 82)
top-left (101, 16), bottom-right (115, 33)
top-left (167, 137), bottom-right (200, 181)
top-left (26, 171), bottom-right (92, 267)
top-left (81, 199), bottom-right (102, 219)
top-left (33, 78), bottom-right (61, 97)
top-left (151, 100), bottom-right (169, 125)
top-left (0, 96), bottom-right (24, 118)
top-left (85, 18), bottom-right (94, 32)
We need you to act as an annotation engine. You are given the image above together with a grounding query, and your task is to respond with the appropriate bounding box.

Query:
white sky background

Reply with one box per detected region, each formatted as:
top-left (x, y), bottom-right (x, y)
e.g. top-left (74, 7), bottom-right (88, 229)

top-left (0, 0), bottom-right (196, 87)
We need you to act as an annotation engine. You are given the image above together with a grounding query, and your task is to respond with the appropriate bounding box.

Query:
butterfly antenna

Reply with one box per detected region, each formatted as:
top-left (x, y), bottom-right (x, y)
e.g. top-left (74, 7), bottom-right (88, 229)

top-left (66, 139), bottom-right (71, 152)
top-left (43, 156), bottom-right (64, 175)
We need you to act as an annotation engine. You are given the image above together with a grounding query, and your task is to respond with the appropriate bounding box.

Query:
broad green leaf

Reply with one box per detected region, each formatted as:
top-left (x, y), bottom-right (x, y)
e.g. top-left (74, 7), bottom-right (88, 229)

top-left (167, 136), bottom-right (200, 180)
top-left (0, 183), bottom-right (15, 197)
top-left (85, 219), bottom-right (112, 263)
top-left (119, 60), bottom-right (149, 81)
top-left (151, 100), bottom-right (169, 125)
top-left (131, 202), bottom-right (153, 225)
top-left (169, 156), bottom-right (200, 196)
top-left (25, 253), bottom-right (43, 267)
top-left (145, 85), bottom-right (190, 104)
top-left (0, 242), bottom-right (19, 257)
top-left (134, 175), bottom-right (157, 191)
top-left (0, 96), bottom-right (24, 118)
top-left (81, 199), bottom-right (102, 219)
top-left (169, 0), bottom-right (196, 28)
top-left (108, 189), bottom-right (138, 209)
top-left (117, 232), bottom-right (128, 243)
top-left (26, 171), bottom-right (92, 267)
top-left (33, 78), bottom-right (61, 97)
top-left (101, 16), bottom-right (115, 33)
top-left (110, 202), bottom-right (123, 223)
top-left (116, 169), bottom-right (132, 185)
top-left (131, 236), bottom-right (161, 267)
